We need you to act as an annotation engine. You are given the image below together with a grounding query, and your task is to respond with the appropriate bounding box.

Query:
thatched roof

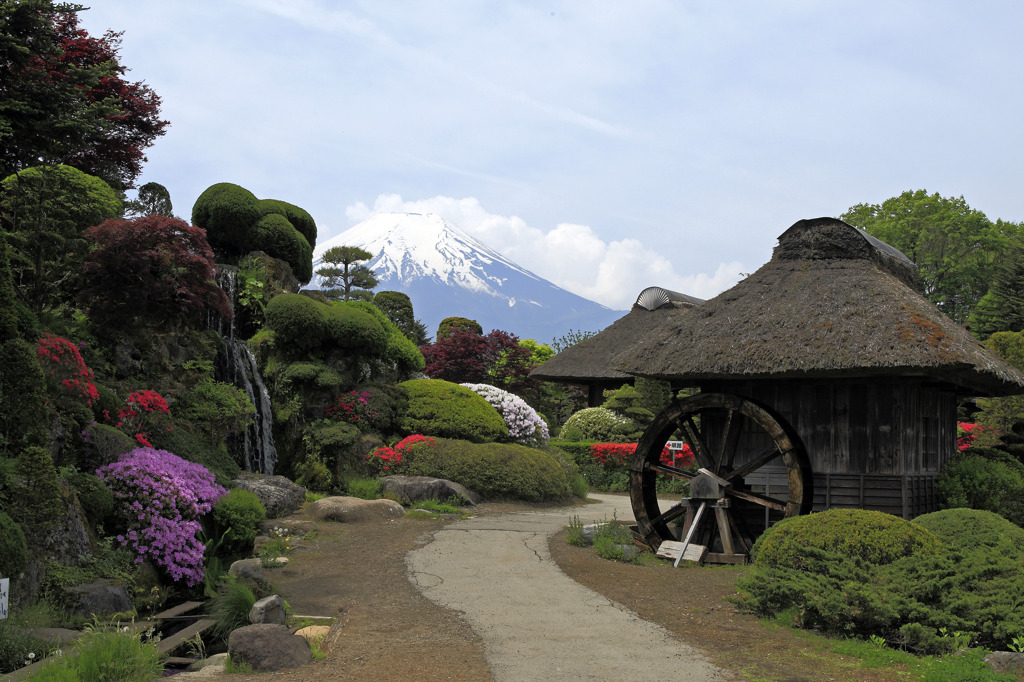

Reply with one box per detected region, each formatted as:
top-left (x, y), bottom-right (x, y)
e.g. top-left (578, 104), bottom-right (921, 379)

top-left (530, 286), bottom-right (703, 384)
top-left (615, 218), bottom-right (1024, 396)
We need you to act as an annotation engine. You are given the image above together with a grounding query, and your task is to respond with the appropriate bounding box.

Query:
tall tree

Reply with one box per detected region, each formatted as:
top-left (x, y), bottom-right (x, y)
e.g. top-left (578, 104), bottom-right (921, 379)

top-left (0, 2), bottom-right (167, 188)
top-left (124, 181), bottom-right (173, 218)
top-left (316, 245), bottom-right (378, 301)
top-left (969, 230), bottom-right (1024, 338)
top-left (841, 190), bottom-right (1010, 324)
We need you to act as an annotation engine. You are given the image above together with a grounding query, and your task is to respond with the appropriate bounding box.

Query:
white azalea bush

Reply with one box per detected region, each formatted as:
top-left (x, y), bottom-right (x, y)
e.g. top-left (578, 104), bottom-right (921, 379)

top-left (557, 407), bottom-right (637, 442)
top-left (461, 383), bottom-right (549, 446)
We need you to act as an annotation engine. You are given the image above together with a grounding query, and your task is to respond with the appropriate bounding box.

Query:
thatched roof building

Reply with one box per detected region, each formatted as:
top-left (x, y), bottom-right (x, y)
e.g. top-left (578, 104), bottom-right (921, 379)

top-left (617, 218), bottom-right (1024, 396)
top-left (531, 286), bottom-right (704, 404)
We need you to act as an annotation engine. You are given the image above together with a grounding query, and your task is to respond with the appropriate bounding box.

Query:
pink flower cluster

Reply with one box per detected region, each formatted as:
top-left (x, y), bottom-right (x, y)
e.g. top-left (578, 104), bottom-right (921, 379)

top-left (36, 334), bottom-right (99, 407)
top-left (97, 448), bottom-right (226, 586)
top-left (325, 391), bottom-right (377, 426)
top-left (367, 434), bottom-right (437, 475)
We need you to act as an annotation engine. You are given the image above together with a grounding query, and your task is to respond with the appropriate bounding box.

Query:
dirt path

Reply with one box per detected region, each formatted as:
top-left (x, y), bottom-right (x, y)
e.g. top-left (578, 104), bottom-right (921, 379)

top-left (407, 495), bottom-right (728, 681)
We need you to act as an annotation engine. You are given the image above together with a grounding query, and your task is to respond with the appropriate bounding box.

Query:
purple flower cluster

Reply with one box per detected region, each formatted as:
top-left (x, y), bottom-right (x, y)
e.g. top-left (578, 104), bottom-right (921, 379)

top-left (97, 447), bottom-right (226, 586)
top-left (461, 383), bottom-right (550, 446)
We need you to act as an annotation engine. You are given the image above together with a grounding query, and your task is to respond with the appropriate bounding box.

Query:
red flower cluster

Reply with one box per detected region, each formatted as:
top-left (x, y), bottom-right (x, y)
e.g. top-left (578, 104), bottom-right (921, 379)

top-left (36, 334), bottom-right (99, 407)
top-left (325, 391), bottom-right (377, 425)
top-left (116, 390), bottom-right (173, 447)
top-left (367, 434), bottom-right (437, 475)
top-left (589, 442), bottom-right (694, 469)
top-left (956, 422), bottom-right (992, 451)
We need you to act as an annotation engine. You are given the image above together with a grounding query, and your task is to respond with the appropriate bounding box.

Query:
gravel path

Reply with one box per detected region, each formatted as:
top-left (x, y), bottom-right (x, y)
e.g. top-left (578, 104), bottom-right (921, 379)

top-left (406, 494), bottom-right (730, 681)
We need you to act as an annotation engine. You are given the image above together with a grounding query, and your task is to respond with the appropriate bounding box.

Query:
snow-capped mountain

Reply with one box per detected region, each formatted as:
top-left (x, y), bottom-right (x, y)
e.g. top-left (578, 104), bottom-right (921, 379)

top-left (312, 212), bottom-right (624, 342)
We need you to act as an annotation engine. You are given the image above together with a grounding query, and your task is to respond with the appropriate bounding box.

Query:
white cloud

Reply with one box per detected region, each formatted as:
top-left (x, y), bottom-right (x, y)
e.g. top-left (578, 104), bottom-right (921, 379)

top-left (344, 194), bottom-right (745, 310)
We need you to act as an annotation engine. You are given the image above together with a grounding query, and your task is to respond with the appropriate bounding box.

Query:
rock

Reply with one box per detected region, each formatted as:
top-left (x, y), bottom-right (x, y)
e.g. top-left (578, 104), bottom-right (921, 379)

top-left (180, 653), bottom-right (229, 678)
top-left (64, 579), bottom-right (134, 620)
top-left (228, 624), bottom-right (311, 672)
top-left (30, 628), bottom-right (81, 647)
top-left (985, 651), bottom-right (1024, 676)
top-left (380, 475), bottom-right (479, 506)
top-left (615, 544), bottom-right (642, 561)
top-left (580, 524), bottom-right (602, 544)
top-left (228, 558), bottom-right (274, 586)
top-left (294, 625), bottom-right (330, 644)
top-left (249, 594), bottom-right (287, 625)
top-left (234, 472), bottom-right (306, 518)
top-left (310, 496), bottom-right (405, 523)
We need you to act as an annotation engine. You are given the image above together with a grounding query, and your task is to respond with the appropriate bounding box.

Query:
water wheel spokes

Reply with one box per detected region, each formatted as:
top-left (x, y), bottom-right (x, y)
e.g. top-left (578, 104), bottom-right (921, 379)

top-left (629, 392), bottom-right (812, 563)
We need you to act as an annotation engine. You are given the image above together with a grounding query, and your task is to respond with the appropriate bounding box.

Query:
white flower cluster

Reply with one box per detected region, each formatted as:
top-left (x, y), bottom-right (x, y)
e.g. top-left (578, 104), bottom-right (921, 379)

top-left (462, 383), bottom-right (549, 446)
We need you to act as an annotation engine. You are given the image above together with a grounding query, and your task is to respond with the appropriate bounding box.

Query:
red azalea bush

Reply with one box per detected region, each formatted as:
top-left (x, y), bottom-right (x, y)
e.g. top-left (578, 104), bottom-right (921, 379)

top-left (589, 442), bottom-right (693, 468)
top-left (366, 434), bottom-right (437, 476)
top-left (325, 390), bottom-right (378, 426)
top-left (114, 390), bottom-right (174, 447)
top-left (36, 334), bottom-right (98, 407)
top-left (956, 421), bottom-right (995, 451)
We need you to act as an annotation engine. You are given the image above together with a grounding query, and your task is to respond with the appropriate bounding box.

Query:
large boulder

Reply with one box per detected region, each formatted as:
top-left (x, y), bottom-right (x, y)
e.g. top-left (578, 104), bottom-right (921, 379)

top-left (986, 652), bottom-right (1024, 676)
top-left (380, 475), bottom-right (479, 506)
top-left (228, 624), bottom-right (311, 672)
top-left (249, 594), bottom-right (287, 625)
top-left (64, 579), bottom-right (134, 620)
top-left (234, 472), bottom-right (305, 518)
top-left (310, 496), bottom-right (404, 523)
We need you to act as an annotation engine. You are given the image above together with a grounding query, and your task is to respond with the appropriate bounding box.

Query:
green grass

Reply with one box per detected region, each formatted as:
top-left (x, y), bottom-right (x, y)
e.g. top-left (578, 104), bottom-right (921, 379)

top-left (407, 498), bottom-right (471, 519)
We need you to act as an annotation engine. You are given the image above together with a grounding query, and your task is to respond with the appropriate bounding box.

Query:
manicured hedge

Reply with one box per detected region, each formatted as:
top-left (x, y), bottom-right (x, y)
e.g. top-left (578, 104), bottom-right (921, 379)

top-left (397, 379), bottom-right (507, 443)
top-left (259, 198), bottom-right (317, 245)
top-left (558, 407), bottom-right (636, 442)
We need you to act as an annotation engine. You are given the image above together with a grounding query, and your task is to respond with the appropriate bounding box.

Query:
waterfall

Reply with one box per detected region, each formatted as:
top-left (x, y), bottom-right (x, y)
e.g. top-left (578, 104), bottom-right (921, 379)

top-left (212, 266), bottom-right (278, 475)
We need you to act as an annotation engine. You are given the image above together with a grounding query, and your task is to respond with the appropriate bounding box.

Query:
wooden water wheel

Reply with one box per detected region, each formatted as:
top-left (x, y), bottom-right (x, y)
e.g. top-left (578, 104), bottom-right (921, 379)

top-left (629, 393), bottom-right (813, 564)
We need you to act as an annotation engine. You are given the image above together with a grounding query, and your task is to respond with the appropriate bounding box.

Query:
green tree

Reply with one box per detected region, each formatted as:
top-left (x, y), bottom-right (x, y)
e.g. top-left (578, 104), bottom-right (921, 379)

top-left (0, 164), bottom-right (121, 313)
top-left (974, 331), bottom-right (1024, 443)
top-left (124, 181), bottom-right (173, 218)
top-left (316, 245), bottom-right (378, 301)
top-left (437, 316), bottom-right (482, 340)
top-left (841, 190), bottom-right (1013, 324)
top-left (373, 290), bottom-right (428, 344)
top-left (519, 338), bottom-right (554, 366)
top-left (969, 232), bottom-right (1024, 337)
top-left (550, 329), bottom-right (598, 354)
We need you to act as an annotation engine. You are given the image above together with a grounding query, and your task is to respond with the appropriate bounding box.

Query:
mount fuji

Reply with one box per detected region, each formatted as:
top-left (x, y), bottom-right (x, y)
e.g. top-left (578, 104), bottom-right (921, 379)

top-left (312, 212), bottom-right (624, 342)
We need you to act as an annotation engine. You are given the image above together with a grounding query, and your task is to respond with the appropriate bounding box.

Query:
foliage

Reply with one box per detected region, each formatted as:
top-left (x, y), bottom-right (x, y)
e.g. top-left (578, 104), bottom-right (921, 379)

top-left (35, 333), bottom-right (97, 407)
top-left (342, 300), bottom-right (425, 375)
top-left (519, 338), bottom-right (554, 367)
top-left (38, 537), bottom-right (137, 615)
top-left (566, 514), bottom-right (586, 546)
top-left (264, 293), bottom-right (385, 356)
top-left (191, 182), bottom-right (314, 283)
top-left (0, 509), bottom-right (28, 579)
top-left (295, 459), bottom-right (333, 493)
top-left (0, 5), bottom-right (167, 187)
top-left (0, 232), bottom-right (35, 342)
top-left (79, 423), bottom-right (135, 471)
top-left (366, 434), bottom-right (436, 476)
top-left (393, 437), bottom-right (574, 501)
top-left (0, 618), bottom-right (54, 675)
top-left (174, 379), bottom-right (254, 446)
top-left (437, 316), bottom-right (482, 340)
top-left (461, 383), bottom-right (549, 446)
top-left (373, 290), bottom-right (428, 344)
top-left (751, 509), bottom-right (942, 570)
top-left (97, 448), bottom-right (226, 586)
top-left (421, 328), bottom-right (535, 391)
top-left (0, 338), bottom-right (50, 449)
top-left (63, 469), bottom-right (114, 529)
top-left (592, 519), bottom-right (643, 563)
top-left (397, 379), bottom-right (508, 443)
top-left (301, 419), bottom-right (362, 485)
top-left (80, 214), bottom-right (231, 331)
top-left (317, 245), bottom-right (378, 301)
top-left (123, 181), bottom-right (173, 218)
top-left (37, 622), bottom-right (164, 681)
top-left (553, 440), bottom-right (692, 493)
top-left (111, 389), bottom-right (173, 449)
top-left (550, 328), bottom-right (598, 354)
top-left (212, 489), bottom-right (267, 556)
top-left (0, 164), bottom-right (121, 313)
top-left (936, 450), bottom-right (1024, 526)
top-left (14, 445), bottom-right (63, 532)
top-left (841, 191), bottom-right (1018, 324)
top-left (325, 391), bottom-right (378, 427)
top-left (558, 407), bottom-right (637, 442)
top-left (345, 476), bottom-right (382, 500)
top-left (970, 235), bottom-right (1024, 337)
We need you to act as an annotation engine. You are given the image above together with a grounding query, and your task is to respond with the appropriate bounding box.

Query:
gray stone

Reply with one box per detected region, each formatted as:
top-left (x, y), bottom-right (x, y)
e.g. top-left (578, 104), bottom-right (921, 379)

top-left (615, 544), bottom-right (642, 561)
top-left (249, 594), bottom-right (287, 625)
top-left (228, 558), bottom-right (274, 586)
top-left (380, 475), bottom-right (479, 506)
top-left (65, 579), bottom-right (134, 620)
top-left (234, 473), bottom-right (306, 519)
top-left (985, 651), bottom-right (1024, 676)
top-left (228, 624), bottom-right (311, 672)
top-left (29, 628), bottom-right (81, 647)
top-left (310, 496), bottom-right (405, 523)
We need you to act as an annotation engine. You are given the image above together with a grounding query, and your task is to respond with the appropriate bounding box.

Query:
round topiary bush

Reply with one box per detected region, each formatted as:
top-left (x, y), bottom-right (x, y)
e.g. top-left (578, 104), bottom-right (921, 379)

top-left (191, 182), bottom-right (262, 251)
top-left (558, 407), bottom-right (636, 442)
top-left (252, 213), bottom-right (313, 283)
top-left (324, 303), bottom-right (386, 353)
top-left (259, 198), bottom-right (317, 246)
top-left (265, 293), bottom-right (327, 353)
top-left (397, 379), bottom-right (507, 443)
top-left (914, 507), bottom-right (1024, 557)
top-left (0, 510), bottom-right (28, 578)
top-left (396, 437), bottom-right (574, 501)
top-left (212, 488), bottom-right (267, 555)
top-left (751, 509), bottom-right (942, 570)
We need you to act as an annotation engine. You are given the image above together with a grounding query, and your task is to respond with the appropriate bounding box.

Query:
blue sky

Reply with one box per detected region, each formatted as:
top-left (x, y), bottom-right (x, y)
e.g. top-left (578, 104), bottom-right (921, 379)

top-left (79, 1), bottom-right (1024, 310)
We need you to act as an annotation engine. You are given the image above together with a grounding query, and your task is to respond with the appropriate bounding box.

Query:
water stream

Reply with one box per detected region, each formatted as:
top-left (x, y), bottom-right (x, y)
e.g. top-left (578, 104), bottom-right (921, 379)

top-left (211, 266), bottom-right (277, 475)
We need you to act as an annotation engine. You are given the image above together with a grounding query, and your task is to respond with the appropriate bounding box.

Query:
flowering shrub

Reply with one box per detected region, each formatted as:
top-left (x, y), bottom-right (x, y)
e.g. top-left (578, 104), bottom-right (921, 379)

top-left (366, 434), bottom-right (437, 476)
top-left (956, 422), bottom-right (995, 451)
top-left (36, 334), bottom-right (98, 407)
top-left (114, 390), bottom-right (174, 447)
top-left (325, 391), bottom-right (378, 426)
top-left (589, 442), bottom-right (694, 468)
top-left (461, 383), bottom-right (549, 446)
top-left (97, 448), bottom-right (226, 586)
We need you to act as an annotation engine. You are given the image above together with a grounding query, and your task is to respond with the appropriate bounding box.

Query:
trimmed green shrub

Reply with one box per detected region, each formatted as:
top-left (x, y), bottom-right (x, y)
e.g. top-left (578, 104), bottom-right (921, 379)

top-left (395, 437), bottom-right (572, 501)
top-left (295, 460), bottom-right (333, 493)
top-left (259, 198), bottom-right (317, 246)
top-left (174, 380), bottom-right (255, 445)
top-left (323, 303), bottom-right (386, 353)
top-left (64, 471), bottom-right (114, 529)
top-left (252, 213), bottom-right (313, 283)
top-left (936, 450), bottom-right (1024, 526)
top-left (0, 510), bottom-right (27, 578)
top-left (265, 293), bottom-right (327, 353)
top-left (914, 507), bottom-right (1024, 555)
top-left (751, 509), bottom-right (942, 570)
top-left (191, 182), bottom-right (262, 252)
top-left (344, 301), bottom-right (425, 373)
top-left (81, 423), bottom-right (135, 470)
top-left (398, 379), bottom-right (507, 443)
top-left (437, 316), bottom-right (482, 340)
top-left (558, 407), bottom-right (636, 442)
top-left (212, 489), bottom-right (266, 555)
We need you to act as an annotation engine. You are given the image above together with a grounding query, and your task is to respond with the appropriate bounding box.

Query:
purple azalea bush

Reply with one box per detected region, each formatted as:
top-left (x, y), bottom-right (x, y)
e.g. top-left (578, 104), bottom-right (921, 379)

top-left (461, 383), bottom-right (549, 446)
top-left (97, 447), bottom-right (226, 586)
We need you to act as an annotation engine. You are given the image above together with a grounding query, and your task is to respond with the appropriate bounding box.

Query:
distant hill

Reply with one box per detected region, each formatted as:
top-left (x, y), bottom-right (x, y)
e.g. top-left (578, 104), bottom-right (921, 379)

top-left (312, 212), bottom-right (624, 343)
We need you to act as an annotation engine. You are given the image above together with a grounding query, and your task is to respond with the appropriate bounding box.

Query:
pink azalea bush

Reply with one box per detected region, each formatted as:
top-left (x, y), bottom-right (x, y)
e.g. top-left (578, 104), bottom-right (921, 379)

top-left (97, 448), bottom-right (226, 586)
